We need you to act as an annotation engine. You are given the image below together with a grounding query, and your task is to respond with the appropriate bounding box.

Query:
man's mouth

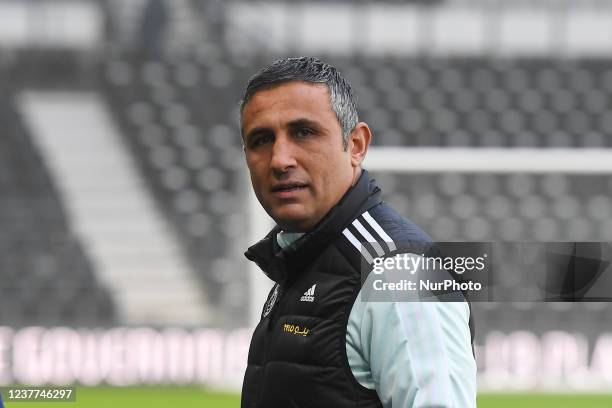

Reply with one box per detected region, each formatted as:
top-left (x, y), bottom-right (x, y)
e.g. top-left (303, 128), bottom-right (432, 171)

top-left (271, 182), bottom-right (308, 196)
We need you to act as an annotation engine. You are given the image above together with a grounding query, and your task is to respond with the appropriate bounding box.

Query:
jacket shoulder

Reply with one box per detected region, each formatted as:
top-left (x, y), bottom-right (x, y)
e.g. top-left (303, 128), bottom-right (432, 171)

top-left (334, 202), bottom-right (434, 271)
top-left (367, 202), bottom-right (432, 244)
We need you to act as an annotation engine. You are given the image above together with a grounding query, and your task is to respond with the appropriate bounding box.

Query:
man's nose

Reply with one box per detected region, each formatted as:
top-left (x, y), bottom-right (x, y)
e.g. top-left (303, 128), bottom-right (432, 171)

top-left (270, 137), bottom-right (297, 174)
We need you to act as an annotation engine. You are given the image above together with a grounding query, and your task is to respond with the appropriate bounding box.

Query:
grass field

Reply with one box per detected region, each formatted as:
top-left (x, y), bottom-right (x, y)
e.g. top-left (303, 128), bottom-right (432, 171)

top-left (3, 387), bottom-right (612, 407)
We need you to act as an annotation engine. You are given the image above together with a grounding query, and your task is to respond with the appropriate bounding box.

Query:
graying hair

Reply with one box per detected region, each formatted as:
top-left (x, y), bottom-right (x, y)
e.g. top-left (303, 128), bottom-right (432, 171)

top-left (240, 56), bottom-right (358, 149)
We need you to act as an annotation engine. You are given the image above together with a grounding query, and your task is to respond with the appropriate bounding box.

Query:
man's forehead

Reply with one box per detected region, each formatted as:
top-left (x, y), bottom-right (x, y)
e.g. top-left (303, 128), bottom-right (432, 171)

top-left (244, 82), bottom-right (330, 111)
top-left (241, 81), bottom-right (335, 131)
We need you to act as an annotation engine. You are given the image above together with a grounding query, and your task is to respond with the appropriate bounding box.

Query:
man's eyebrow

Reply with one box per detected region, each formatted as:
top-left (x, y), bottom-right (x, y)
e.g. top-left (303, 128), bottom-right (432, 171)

top-left (287, 118), bottom-right (321, 130)
top-left (244, 118), bottom-right (322, 141)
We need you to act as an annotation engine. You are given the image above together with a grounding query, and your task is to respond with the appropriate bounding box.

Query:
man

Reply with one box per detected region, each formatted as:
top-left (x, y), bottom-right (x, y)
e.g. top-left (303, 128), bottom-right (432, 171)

top-left (240, 56), bottom-right (476, 407)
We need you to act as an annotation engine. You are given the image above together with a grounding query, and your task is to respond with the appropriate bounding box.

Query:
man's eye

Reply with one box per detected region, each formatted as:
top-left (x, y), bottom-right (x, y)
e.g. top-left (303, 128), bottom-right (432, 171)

top-left (251, 134), bottom-right (273, 147)
top-left (295, 128), bottom-right (314, 138)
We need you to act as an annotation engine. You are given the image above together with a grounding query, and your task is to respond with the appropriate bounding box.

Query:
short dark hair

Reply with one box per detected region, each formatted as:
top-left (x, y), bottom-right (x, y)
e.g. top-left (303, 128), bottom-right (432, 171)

top-left (240, 56), bottom-right (358, 149)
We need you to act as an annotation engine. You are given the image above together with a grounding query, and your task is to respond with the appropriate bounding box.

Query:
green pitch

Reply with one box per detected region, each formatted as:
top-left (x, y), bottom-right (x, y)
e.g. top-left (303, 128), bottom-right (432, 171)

top-left (4, 387), bottom-right (612, 407)
top-left (478, 393), bottom-right (612, 408)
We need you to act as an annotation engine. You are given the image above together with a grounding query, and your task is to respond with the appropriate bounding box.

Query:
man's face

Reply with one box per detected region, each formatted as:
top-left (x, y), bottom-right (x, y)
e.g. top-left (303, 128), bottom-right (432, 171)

top-left (241, 81), bottom-right (355, 232)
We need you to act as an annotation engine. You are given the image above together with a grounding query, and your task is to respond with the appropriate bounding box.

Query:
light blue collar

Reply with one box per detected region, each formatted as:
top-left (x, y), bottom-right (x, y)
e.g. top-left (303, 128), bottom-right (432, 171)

top-left (276, 231), bottom-right (305, 249)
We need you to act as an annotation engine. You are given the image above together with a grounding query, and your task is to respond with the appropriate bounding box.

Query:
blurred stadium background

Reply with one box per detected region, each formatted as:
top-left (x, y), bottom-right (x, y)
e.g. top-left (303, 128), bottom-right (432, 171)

top-left (2, 0), bottom-right (612, 406)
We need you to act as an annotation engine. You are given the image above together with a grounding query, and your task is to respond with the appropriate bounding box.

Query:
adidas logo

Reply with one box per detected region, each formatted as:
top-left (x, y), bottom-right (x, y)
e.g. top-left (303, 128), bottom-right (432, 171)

top-left (300, 284), bottom-right (316, 302)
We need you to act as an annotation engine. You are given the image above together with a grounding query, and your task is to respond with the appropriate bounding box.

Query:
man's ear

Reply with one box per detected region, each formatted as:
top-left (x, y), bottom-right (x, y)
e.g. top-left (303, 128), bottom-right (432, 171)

top-left (349, 122), bottom-right (372, 168)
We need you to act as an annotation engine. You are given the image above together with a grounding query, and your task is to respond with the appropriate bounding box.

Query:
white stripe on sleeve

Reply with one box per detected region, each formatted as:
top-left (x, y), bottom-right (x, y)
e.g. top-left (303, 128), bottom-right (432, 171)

top-left (342, 228), bottom-right (374, 264)
top-left (352, 219), bottom-right (385, 257)
top-left (363, 211), bottom-right (397, 251)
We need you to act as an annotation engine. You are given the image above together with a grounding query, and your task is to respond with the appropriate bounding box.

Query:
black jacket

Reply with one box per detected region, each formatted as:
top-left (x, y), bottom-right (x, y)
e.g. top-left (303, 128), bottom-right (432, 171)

top-left (241, 170), bottom-right (466, 408)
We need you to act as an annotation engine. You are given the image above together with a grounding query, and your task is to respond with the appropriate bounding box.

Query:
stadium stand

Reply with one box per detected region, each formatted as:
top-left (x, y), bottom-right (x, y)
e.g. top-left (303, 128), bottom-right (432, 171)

top-left (0, 82), bottom-right (116, 327)
top-left (339, 57), bottom-right (612, 148)
top-left (102, 56), bottom-right (251, 319)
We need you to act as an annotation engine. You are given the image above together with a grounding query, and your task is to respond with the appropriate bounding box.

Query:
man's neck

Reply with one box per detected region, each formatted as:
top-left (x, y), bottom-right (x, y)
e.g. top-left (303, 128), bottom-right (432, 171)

top-left (351, 167), bottom-right (362, 186)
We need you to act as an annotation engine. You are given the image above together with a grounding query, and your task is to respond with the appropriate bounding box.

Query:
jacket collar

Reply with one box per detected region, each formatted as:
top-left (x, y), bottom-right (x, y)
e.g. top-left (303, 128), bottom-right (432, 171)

top-left (245, 169), bottom-right (382, 284)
